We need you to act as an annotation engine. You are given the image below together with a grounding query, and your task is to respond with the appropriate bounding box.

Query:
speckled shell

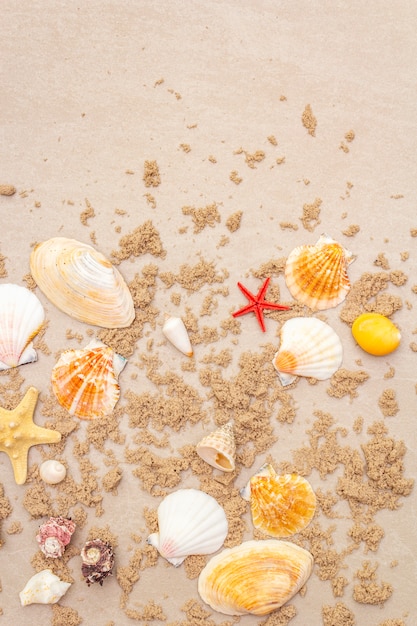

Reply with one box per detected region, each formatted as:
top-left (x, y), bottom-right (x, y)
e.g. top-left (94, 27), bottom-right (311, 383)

top-left (241, 464), bottom-right (316, 537)
top-left (352, 312), bottom-right (401, 356)
top-left (162, 315), bottom-right (193, 357)
top-left (0, 283), bottom-right (45, 370)
top-left (285, 234), bottom-right (354, 311)
top-left (147, 488), bottom-right (228, 567)
top-left (196, 422), bottom-right (236, 472)
top-left (198, 539), bottom-right (314, 616)
top-left (51, 339), bottom-right (127, 420)
top-left (30, 237), bottom-right (135, 328)
top-left (272, 316), bottom-right (343, 386)
top-left (81, 539), bottom-right (115, 586)
top-left (19, 569), bottom-right (71, 606)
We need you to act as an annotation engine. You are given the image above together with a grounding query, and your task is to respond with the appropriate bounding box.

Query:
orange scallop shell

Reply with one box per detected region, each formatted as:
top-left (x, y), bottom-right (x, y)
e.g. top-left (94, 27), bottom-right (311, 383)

top-left (241, 464), bottom-right (316, 537)
top-left (51, 340), bottom-right (126, 420)
top-left (285, 234), bottom-right (354, 311)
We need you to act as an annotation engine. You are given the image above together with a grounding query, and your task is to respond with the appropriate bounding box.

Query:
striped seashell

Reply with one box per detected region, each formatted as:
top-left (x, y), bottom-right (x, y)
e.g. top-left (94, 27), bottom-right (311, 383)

top-left (51, 339), bottom-right (127, 420)
top-left (285, 234), bottom-right (354, 311)
top-left (196, 422), bottom-right (236, 472)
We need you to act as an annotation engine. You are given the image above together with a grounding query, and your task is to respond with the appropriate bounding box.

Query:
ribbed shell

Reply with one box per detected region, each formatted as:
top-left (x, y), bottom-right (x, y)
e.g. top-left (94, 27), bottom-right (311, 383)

top-left (198, 539), bottom-right (314, 616)
top-left (241, 464), bottom-right (316, 537)
top-left (147, 488), bottom-right (228, 567)
top-left (272, 316), bottom-right (343, 386)
top-left (30, 237), bottom-right (135, 328)
top-left (196, 422), bottom-right (236, 472)
top-left (285, 234), bottom-right (354, 311)
top-left (51, 339), bottom-right (127, 420)
top-left (0, 283), bottom-right (45, 370)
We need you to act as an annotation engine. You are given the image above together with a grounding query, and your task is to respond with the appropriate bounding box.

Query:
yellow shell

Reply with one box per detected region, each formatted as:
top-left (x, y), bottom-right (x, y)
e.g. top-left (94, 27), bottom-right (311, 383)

top-left (30, 237), bottom-right (135, 328)
top-left (285, 234), bottom-right (354, 310)
top-left (51, 340), bottom-right (127, 420)
top-left (241, 464), bottom-right (316, 537)
top-left (196, 422), bottom-right (236, 472)
top-left (198, 539), bottom-right (314, 616)
top-left (351, 313), bottom-right (401, 356)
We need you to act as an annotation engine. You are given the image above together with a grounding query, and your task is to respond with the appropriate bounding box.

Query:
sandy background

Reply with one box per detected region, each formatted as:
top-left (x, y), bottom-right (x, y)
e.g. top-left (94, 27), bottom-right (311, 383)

top-left (1, 1), bottom-right (416, 625)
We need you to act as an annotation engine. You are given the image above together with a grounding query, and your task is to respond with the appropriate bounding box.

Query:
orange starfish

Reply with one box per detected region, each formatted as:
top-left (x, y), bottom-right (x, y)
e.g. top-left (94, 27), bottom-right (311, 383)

top-left (232, 277), bottom-right (290, 332)
top-left (0, 387), bottom-right (62, 485)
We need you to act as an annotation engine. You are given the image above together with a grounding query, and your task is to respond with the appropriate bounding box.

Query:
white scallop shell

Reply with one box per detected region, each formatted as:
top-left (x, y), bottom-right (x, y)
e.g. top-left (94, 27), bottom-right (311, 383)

top-left (162, 315), bottom-right (193, 357)
top-left (30, 237), bottom-right (135, 328)
top-left (39, 460), bottom-right (67, 484)
top-left (147, 488), bottom-right (228, 567)
top-left (272, 317), bottom-right (343, 386)
top-left (0, 283), bottom-right (45, 370)
top-left (19, 569), bottom-right (71, 606)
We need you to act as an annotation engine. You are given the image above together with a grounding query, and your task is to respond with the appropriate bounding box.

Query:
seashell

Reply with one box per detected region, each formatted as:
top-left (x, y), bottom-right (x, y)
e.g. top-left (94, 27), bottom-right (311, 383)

top-left (240, 463), bottom-right (316, 537)
top-left (285, 234), bottom-right (354, 311)
top-left (51, 339), bottom-right (127, 420)
top-left (36, 516), bottom-right (76, 558)
top-left (196, 422), bottom-right (236, 472)
top-left (352, 312), bottom-right (401, 356)
top-left (0, 283), bottom-right (45, 370)
top-left (147, 488), bottom-right (228, 567)
top-left (162, 315), bottom-right (193, 357)
top-left (39, 459), bottom-right (67, 484)
top-left (30, 237), bottom-right (135, 328)
top-left (198, 539), bottom-right (314, 616)
top-left (272, 316), bottom-right (343, 386)
top-left (19, 569), bottom-right (71, 606)
top-left (81, 539), bottom-right (115, 586)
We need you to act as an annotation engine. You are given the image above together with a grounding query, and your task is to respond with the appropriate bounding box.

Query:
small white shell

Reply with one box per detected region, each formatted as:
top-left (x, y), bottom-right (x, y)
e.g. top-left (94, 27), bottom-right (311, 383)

top-left (19, 569), bottom-right (71, 606)
top-left (162, 315), bottom-right (193, 357)
top-left (147, 488), bottom-right (228, 567)
top-left (196, 422), bottom-right (236, 472)
top-left (0, 283), bottom-right (45, 370)
top-left (272, 317), bottom-right (343, 386)
top-left (39, 460), bottom-right (67, 484)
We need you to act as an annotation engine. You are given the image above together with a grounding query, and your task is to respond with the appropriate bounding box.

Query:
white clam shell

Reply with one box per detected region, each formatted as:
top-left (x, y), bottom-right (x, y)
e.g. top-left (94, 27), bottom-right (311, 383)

top-left (19, 569), bottom-right (71, 606)
top-left (196, 422), bottom-right (236, 472)
top-left (30, 237), bottom-right (135, 328)
top-left (147, 488), bottom-right (228, 567)
top-left (162, 315), bottom-right (193, 357)
top-left (0, 283), bottom-right (45, 370)
top-left (39, 460), bottom-right (67, 484)
top-left (272, 317), bottom-right (343, 386)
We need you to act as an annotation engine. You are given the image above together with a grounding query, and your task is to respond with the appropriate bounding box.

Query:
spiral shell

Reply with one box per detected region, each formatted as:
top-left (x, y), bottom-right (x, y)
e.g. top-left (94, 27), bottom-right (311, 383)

top-left (351, 312), bottom-right (401, 356)
top-left (19, 569), bottom-right (71, 606)
top-left (147, 488), bottom-right (228, 567)
top-left (285, 234), bottom-right (354, 311)
top-left (198, 539), bottom-right (314, 616)
top-left (241, 464), bottom-right (316, 537)
top-left (30, 237), bottom-right (135, 328)
top-left (0, 283), bottom-right (45, 370)
top-left (51, 339), bottom-right (127, 420)
top-left (272, 316), bottom-right (343, 386)
top-left (39, 459), bottom-right (67, 484)
top-left (81, 539), bottom-right (115, 586)
top-left (196, 422), bottom-right (236, 472)
top-left (36, 516), bottom-right (76, 558)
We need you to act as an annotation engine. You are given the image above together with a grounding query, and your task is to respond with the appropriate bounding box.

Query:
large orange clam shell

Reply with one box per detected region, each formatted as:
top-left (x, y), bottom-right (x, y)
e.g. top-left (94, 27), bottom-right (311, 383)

top-left (51, 339), bottom-right (127, 420)
top-left (285, 234), bottom-right (354, 311)
top-left (241, 463), bottom-right (316, 537)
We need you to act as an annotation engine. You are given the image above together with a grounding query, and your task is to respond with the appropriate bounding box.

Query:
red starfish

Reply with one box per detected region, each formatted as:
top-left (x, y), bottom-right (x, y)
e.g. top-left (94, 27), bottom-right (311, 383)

top-left (232, 277), bottom-right (290, 332)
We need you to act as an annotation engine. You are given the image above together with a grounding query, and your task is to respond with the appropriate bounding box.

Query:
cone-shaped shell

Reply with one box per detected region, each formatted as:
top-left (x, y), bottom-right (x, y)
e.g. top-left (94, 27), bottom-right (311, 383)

top-left (196, 422), bottom-right (236, 472)
top-left (272, 317), bottom-right (343, 386)
top-left (241, 464), bottom-right (316, 537)
top-left (147, 488), bottom-right (228, 567)
top-left (30, 237), bottom-right (135, 328)
top-left (51, 339), bottom-right (127, 420)
top-left (0, 283), bottom-right (45, 370)
top-left (285, 234), bottom-right (354, 311)
top-left (352, 312), bottom-right (401, 356)
top-left (19, 569), bottom-right (71, 606)
top-left (162, 315), bottom-right (193, 357)
top-left (198, 539), bottom-right (313, 616)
